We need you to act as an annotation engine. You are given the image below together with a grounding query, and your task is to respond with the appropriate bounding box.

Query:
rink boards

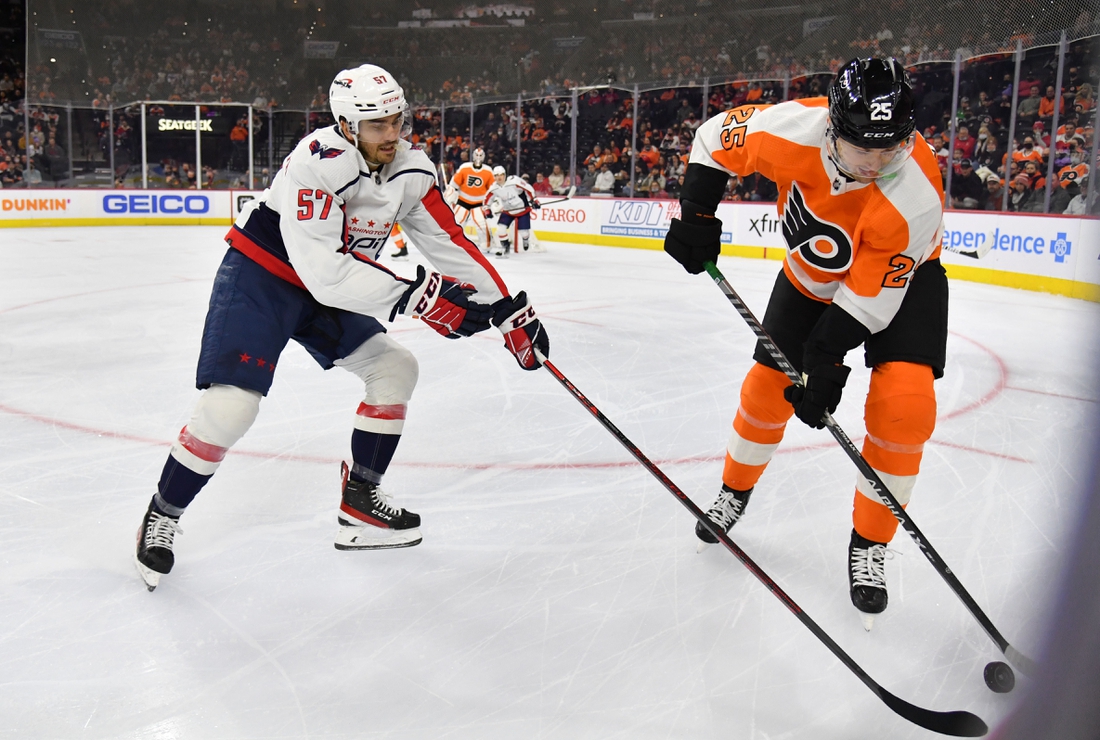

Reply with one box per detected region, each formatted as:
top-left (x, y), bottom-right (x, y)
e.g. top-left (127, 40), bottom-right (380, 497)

top-left (3, 188), bottom-right (1098, 302)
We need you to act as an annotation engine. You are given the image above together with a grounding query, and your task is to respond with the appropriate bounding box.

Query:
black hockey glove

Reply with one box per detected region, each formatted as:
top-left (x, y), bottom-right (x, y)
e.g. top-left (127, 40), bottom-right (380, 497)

top-left (392, 264), bottom-right (493, 339)
top-left (784, 303), bottom-right (870, 429)
top-left (783, 363), bottom-right (851, 429)
top-left (492, 291), bottom-right (549, 371)
top-left (664, 200), bottom-right (723, 274)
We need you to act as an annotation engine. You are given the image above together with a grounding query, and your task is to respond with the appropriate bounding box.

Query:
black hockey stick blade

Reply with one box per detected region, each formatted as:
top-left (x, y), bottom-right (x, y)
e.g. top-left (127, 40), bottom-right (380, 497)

top-left (879, 690), bottom-right (988, 737)
top-left (535, 351), bottom-right (987, 736)
top-left (700, 259), bottom-right (1035, 677)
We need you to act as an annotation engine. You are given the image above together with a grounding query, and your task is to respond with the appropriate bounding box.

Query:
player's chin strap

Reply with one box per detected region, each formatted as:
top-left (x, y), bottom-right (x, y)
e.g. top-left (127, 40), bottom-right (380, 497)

top-left (700, 259), bottom-right (1035, 678)
top-left (531, 345), bottom-right (987, 737)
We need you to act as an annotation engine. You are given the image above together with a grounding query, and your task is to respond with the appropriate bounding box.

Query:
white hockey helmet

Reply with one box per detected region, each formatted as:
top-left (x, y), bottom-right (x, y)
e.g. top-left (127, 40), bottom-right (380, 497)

top-left (471, 147), bottom-right (486, 166)
top-left (492, 165), bottom-right (507, 177)
top-left (329, 64), bottom-right (411, 141)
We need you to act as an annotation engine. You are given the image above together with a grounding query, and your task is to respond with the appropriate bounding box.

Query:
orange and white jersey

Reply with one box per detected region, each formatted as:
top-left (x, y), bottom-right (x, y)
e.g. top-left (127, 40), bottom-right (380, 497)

top-left (691, 99), bottom-right (944, 334)
top-left (450, 163), bottom-right (494, 205)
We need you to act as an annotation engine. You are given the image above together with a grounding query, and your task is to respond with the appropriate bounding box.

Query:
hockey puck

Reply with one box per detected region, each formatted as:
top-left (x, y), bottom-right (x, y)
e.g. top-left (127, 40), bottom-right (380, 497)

top-left (983, 661), bottom-right (1015, 693)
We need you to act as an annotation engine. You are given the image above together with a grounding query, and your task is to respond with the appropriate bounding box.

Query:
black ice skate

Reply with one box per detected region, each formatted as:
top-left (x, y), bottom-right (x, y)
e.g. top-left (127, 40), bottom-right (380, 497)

top-left (848, 529), bottom-right (889, 631)
top-left (391, 246), bottom-right (409, 259)
top-left (134, 501), bottom-right (183, 592)
top-left (335, 462), bottom-right (422, 550)
top-left (695, 484), bottom-right (753, 552)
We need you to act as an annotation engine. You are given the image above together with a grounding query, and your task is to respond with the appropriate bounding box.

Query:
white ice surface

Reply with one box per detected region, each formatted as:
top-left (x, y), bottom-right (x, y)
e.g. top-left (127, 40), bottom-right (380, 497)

top-left (1, 226), bottom-right (1098, 739)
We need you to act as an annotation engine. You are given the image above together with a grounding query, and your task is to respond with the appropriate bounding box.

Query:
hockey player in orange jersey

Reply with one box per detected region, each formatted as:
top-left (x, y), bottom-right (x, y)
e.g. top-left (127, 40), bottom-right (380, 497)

top-left (446, 147), bottom-right (496, 252)
top-left (664, 57), bottom-right (948, 629)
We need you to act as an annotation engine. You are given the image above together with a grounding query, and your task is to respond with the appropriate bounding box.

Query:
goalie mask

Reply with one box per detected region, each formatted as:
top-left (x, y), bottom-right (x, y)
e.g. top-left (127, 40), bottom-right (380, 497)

top-left (472, 148), bottom-right (486, 167)
top-left (329, 64), bottom-right (412, 144)
top-left (826, 57), bottom-right (916, 179)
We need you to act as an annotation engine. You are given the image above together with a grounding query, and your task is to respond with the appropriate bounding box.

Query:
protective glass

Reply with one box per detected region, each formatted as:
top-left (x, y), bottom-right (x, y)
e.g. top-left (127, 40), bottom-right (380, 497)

top-left (356, 110), bottom-right (412, 144)
top-left (826, 130), bottom-right (916, 180)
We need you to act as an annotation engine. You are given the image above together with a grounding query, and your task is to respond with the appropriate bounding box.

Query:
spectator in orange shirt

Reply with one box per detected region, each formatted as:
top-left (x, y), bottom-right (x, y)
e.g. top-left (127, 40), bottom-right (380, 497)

top-left (1037, 85), bottom-right (1065, 127)
top-left (638, 138), bottom-right (660, 168)
top-left (1012, 136), bottom-right (1044, 166)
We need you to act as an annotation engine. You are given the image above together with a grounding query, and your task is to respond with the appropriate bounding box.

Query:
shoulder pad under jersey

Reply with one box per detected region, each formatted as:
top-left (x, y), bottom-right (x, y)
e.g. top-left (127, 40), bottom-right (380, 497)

top-left (286, 125), bottom-right (362, 196)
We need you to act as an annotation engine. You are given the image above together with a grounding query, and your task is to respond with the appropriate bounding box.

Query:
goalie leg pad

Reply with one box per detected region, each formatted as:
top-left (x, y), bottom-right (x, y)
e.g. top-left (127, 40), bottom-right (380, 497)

top-left (853, 361), bottom-right (936, 543)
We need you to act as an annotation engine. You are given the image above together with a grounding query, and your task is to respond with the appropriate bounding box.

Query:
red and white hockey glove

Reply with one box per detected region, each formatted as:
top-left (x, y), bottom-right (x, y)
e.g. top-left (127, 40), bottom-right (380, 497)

top-left (491, 292), bottom-right (550, 370)
top-left (392, 265), bottom-right (492, 339)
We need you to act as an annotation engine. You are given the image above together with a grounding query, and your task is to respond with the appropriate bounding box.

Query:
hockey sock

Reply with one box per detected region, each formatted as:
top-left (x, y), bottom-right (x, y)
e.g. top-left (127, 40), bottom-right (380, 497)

top-left (853, 362), bottom-right (935, 543)
top-left (155, 455), bottom-right (213, 513)
top-left (350, 429), bottom-right (401, 485)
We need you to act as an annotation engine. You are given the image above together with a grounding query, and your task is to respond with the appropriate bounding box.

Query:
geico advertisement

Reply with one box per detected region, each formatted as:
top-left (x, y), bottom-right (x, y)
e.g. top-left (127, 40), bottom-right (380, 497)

top-left (940, 212), bottom-right (1084, 280)
top-left (0, 189), bottom-right (231, 223)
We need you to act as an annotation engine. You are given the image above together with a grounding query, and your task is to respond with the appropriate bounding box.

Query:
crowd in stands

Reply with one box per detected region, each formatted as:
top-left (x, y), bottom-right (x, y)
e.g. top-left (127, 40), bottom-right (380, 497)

top-left (4, 0), bottom-right (1096, 212)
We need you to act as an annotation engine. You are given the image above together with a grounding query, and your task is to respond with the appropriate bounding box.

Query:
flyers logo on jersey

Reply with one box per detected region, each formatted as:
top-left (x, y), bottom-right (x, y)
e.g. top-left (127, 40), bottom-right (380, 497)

top-left (464, 175), bottom-right (485, 188)
top-left (781, 183), bottom-right (853, 273)
top-left (309, 140), bottom-right (345, 160)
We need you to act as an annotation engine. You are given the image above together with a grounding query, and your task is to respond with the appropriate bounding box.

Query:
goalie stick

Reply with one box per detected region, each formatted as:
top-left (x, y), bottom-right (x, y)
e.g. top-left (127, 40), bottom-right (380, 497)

top-left (701, 260), bottom-right (1036, 679)
top-left (535, 350), bottom-right (987, 737)
top-left (537, 185), bottom-right (577, 206)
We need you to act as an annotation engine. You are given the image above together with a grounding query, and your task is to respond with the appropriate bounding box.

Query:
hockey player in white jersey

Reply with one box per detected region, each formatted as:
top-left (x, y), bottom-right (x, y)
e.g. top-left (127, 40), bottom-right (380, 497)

top-left (486, 166), bottom-right (543, 256)
top-left (133, 63), bottom-right (550, 591)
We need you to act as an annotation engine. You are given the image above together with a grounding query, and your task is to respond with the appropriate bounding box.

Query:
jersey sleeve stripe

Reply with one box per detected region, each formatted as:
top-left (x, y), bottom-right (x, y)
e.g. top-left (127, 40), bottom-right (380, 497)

top-left (388, 169), bottom-right (436, 182)
top-left (420, 185), bottom-right (509, 297)
top-left (348, 250), bottom-right (401, 280)
top-left (335, 174), bottom-right (362, 196)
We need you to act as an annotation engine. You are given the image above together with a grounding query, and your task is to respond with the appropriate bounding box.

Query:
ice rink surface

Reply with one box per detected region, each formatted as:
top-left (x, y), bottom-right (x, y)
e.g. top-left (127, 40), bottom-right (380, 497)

top-left (1, 225), bottom-right (1098, 739)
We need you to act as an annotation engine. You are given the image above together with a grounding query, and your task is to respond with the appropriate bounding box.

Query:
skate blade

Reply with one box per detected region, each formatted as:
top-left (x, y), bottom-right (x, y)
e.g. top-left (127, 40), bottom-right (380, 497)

top-left (134, 555), bottom-right (162, 592)
top-left (860, 613), bottom-right (876, 631)
top-left (334, 524), bottom-right (422, 551)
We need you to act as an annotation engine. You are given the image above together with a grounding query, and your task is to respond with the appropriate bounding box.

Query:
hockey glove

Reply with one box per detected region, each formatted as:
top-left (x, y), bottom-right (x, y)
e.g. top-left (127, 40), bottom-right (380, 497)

top-left (783, 363), bottom-right (851, 429)
top-left (663, 200), bottom-right (723, 274)
top-left (392, 264), bottom-right (493, 339)
top-left (492, 291), bottom-right (550, 371)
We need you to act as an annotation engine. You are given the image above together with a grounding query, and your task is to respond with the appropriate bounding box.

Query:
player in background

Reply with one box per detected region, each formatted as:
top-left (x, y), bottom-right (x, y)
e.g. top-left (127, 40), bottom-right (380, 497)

top-left (446, 147), bottom-right (495, 252)
top-left (134, 64), bottom-right (550, 591)
top-left (389, 223), bottom-right (410, 259)
top-left (664, 57), bottom-right (947, 630)
top-left (486, 165), bottom-right (544, 256)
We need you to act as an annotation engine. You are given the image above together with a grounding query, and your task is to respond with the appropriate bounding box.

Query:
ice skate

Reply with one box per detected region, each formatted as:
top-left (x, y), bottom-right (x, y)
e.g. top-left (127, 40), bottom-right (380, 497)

top-left (335, 462), bottom-right (422, 550)
top-left (695, 485), bottom-right (753, 552)
top-left (390, 246), bottom-right (409, 260)
top-left (848, 529), bottom-right (888, 630)
top-left (134, 501), bottom-right (183, 591)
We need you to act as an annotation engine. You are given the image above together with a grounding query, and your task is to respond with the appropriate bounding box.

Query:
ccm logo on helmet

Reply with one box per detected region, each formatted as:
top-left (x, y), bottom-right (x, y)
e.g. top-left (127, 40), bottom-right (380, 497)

top-left (382, 95), bottom-right (401, 105)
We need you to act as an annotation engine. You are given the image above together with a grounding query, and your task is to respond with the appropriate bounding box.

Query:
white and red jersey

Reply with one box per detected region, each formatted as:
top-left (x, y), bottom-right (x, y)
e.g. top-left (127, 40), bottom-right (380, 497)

top-left (449, 163), bottom-right (494, 206)
top-left (690, 99), bottom-right (944, 333)
top-left (227, 125), bottom-right (510, 318)
top-left (487, 175), bottom-right (538, 216)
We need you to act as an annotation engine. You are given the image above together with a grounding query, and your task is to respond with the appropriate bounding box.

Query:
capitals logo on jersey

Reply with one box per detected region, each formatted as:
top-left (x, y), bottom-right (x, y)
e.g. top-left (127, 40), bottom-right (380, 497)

top-left (781, 183), bottom-right (854, 273)
top-left (309, 139), bottom-right (345, 160)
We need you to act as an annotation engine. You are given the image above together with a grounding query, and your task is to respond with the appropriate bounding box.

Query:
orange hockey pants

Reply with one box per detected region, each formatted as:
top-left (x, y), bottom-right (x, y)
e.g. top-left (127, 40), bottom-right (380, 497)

top-left (722, 361), bottom-right (936, 543)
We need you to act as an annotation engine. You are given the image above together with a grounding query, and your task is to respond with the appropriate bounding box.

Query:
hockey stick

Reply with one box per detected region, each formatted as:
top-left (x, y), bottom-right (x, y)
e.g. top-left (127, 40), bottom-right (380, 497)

top-left (536, 351), bottom-right (987, 737)
top-left (941, 228), bottom-right (995, 260)
top-left (701, 260), bottom-right (1036, 678)
top-left (537, 185), bottom-right (577, 206)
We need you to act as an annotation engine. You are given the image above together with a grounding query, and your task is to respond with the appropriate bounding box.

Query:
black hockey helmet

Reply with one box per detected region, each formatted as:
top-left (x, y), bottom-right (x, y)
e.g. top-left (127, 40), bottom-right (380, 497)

top-left (828, 57), bottom-right (915, 148)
